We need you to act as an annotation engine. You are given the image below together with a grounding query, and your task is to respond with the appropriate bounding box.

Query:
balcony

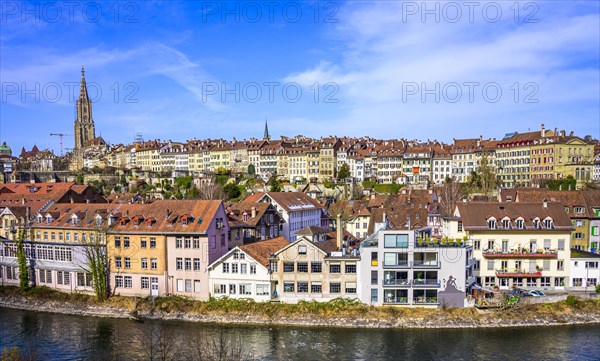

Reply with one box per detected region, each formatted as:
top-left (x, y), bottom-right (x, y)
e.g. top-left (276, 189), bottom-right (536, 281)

top-left (413, 297), bottom-right (438, 304)
top-left (412, 260), bottom-right (440, 269)
top-left (383, 297), bottom-right (409, 305)
top-left (412, 279), bottom-right (441, 287)
top-left (483, 250), bottom-right (558, 259)
top-left (383, 279), bottom-right (411, 287)
top-left (382, 261), bottom-right (410, 269)
top-left (495, 269), bottom-right (542, 278)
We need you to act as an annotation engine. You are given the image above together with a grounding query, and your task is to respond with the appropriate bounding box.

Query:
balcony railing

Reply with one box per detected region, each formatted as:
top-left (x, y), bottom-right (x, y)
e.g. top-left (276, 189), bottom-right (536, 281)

top-left (413, 297), bottom-right (438, 304)
top-left (412, 260), bottom-right (440, 268)
top-left (412, 279), bottom-right (441, 287)
top-left (483, 250), bottom-right (558, 259)
top-left (383, 297), bottom-right (409, 304)
top-left (382, 261), bottom-right (410, 268)
top-left (495, 269), bottom-right (542, 278)
top-left (415, 239), bottom-right (471, 248)
top-left (383, 278), bottom-right (411, 286)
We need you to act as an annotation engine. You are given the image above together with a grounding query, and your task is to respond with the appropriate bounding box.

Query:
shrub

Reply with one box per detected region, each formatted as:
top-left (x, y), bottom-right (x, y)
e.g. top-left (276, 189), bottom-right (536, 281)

top-left (596, 284), bottom-right (600, 294)
top-left (566, 295), bottom-right (577, 306)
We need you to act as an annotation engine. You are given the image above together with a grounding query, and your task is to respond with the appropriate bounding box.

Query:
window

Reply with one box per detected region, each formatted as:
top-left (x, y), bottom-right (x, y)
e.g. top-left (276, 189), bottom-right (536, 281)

top-left (124, 257), bottom-right (131, 269)
top-left (256, 284), bottom-right (270, 296)
top-left (284, 262), bottom-right (295, 272)
top-left (474, 240), bottom-right (481, 250)
top-left (345, 282), bottom-right (357, 294)
top-left (185, 258), bottom-right (192, 271)
top-left (588, 278), bottom-right (598, 286)
top-left (573, 232), bottom-right (584, 240)
top-left (124, 237), bottom-right (130, 248)
top-left (298, 245), bottom-right (307, 255)
top-left (221, 234), bottom-right (226, 247)
top-left (229, 284), bottom-right (236, 294)
top-left (151, 258), bottom-right (157, 270)
top-left (214, 284), bottom-right (226, 294)
top-left (115, 276), bottom-right (124, 288)
top-left (297, 282), bottom-right (309, 293)
top-left (141, 277), bottom-right (149, 289)
top-left (544, 218), bottom-right (553, 229)
top-left (544, 239), bottom-right (551, 250)
top-left (586, 262), bottom-right (599, 269)
top-left (516, 219), bottom-right (524, 229)
top-left (543, 260), bottom-right (550, 271)
top-left (184, 237), bottom-right (191, 249)
top-left (311, 262), bottom-right (322, 273)
top-left (240, 263), bottom-right (247, 274)
top-left (141, 238), bottom-right (147, 248)
top-left (329, 282), bottom-right (341, 293)
top-left (371, 289), bottom-right (378, 303)
top-left (540, 277), bottom-right (551, 287)
top-left (345, 263), bottom-right (357, 274)
top-left (141, 258), bottom-right (148, 269)
top-left (124, 276), bottom-right (132, 288)
top-left (115, 237), bottom-right (121, 248)
top-left (574, 207), bottom-right (585, 214)
top-left (232, 263), bottom-right (239, 273)
top-left (239, 284), bottom-right (251, 295)
top-left (487, 260), bottom-right (494, 271)
top-left (193, 237), bottom-right (200, 249)
top-left (250, 264), bottom-right (256, 274)
top-left (284, 282), bottom-right (295, 293)
top-left (177, 279), bottom-right (184, 292)
top-left (329, 264), bottom-right (341, 273)
top-left (384, 234), bottom-right (409, 248)
top-left (297, 262), bottom-right (308, 273)
top-left (176, 258), bottom-right (183, 270)
top-left (150, 237), bottom-right (156, 248)
top-left (194, 258), bottom-right (200, 271)
top-left (558, 240), bottom-right (565, 251)
top-left (487, 219), bottom-right (497, 229)
top-left (185, 279), bottom-right (192, 293)
top-left (311, 282), bottom-right (322, 293)
top-left (194, 280), bottom-right (201, 293)
top-left (371, 270), bottom-right (378, 285)
top-left (176, 237), bottom-right (182, 248)
top-left (573, 278), bottom-right (583, 287)
top-left (115, 257), bottom-right (122, 269)
top-left (223, 263), bottom-right (230, 273)
top-left (502, 219), bottom-right (510, 229)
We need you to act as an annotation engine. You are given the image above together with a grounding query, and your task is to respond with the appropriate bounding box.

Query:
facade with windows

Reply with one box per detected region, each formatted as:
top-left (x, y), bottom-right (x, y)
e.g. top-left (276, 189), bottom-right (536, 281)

top-left (357, 229), bottom-right (475, 307)
top-left (569, 249), bottom-right (600, 289)
top-left (446, 202), bottom-right (573, 291)
top-left (208, 237), bottom-right (289, 302)
top-left (269, 237), bottom-right (359, 303)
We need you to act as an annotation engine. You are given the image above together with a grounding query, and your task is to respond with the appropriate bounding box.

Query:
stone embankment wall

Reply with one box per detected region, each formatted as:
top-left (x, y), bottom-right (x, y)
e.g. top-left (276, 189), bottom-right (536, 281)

top-left (1, 294), bottom-right (599, 329)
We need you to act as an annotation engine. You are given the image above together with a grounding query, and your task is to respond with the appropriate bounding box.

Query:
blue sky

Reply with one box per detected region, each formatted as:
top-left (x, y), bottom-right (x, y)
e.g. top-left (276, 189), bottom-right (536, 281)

top-left (1, 1), bottom-right (599, 153)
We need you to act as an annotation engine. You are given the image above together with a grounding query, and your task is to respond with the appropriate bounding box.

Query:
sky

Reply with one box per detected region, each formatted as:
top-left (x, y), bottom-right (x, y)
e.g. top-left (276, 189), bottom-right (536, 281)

top-left (1, 1), bottom-right (599, 154)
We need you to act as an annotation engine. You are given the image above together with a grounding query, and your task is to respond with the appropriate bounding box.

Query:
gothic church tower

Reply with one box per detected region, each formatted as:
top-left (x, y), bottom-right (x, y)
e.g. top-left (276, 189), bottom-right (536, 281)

top-left (74, 67), bottom-right (95, 150)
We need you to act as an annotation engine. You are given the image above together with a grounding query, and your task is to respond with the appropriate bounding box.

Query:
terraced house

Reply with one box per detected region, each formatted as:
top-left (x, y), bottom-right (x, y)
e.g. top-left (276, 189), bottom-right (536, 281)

top-left (445, 201), bottom-right (573, 291)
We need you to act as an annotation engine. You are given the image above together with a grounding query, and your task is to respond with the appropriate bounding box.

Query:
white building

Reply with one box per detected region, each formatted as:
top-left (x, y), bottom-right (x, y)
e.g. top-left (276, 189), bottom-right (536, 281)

top-left (357, 228), bottom-right (475, 307)
top-left (569, 249), bottom-right (599, 290)
top-left (208, 237), bottom-right (289, 301)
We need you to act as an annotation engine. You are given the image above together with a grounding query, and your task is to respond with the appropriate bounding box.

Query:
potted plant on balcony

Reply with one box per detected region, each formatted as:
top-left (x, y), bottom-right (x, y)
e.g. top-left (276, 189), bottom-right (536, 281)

top-left (440, 237), bottom-right (447, 246)
top-left (417, 238), bottom-right (424, 247)
top-left (536, 265), bottom-right (543, 272)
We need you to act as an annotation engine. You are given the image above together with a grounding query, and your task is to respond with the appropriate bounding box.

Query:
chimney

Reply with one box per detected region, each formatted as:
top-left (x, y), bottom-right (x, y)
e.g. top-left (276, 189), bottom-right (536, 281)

top-left (543, 199), bottom-right (548, 208)
top-left (541, 123), bottom-right (546, 137)
top-left (569, 131), bottom-right (574, 137)
top-left (336, 213), bottom-right (343, 250)
top-left (251, 207), bottom-right (257, 218)
top-left (86, 199), bottom-right (90, 204)
top-left (70, 197), bottom-right (74, 203)
top-left (21, 197), bottom-right (25, 205)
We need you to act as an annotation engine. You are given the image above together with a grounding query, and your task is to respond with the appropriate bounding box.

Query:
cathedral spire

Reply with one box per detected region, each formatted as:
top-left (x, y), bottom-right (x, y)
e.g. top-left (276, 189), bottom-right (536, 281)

top-left (74, 67), bottom-right (95, 150)
top-left (263, 118), bottom-right (270, 140)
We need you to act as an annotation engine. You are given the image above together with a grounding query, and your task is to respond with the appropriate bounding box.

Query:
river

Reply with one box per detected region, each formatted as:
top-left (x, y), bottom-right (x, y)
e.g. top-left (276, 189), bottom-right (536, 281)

top-left (0, 307), bottom-right (599, 360)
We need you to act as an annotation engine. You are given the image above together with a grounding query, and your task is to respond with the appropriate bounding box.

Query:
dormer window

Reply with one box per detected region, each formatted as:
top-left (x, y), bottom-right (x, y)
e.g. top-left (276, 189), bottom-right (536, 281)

top-left (46, 215), bottom-right (52, 224)
top-left (37, 215), bottom-right (43, 223)
top-left (533, 218), bottom-right (541, 229)
top-left (502, 218), bottom-right (511, 229)
top-left (544, 218), bottom-right (554, 229)
top-left (487, 218), bottom-right (497, 229)
top-left (72, 215), bottom-right (79, 225)
top-left (242, 213), bottom-right (248, 222)
top-left (516, 218), bottom-right (525, 229)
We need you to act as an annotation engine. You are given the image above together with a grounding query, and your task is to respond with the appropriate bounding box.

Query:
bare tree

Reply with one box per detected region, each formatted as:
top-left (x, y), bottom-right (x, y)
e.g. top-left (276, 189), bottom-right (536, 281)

top-left (135, 324), bottom-right (181, 361)
top-left (198, 183), bottom-right (225, 200)
top-left (440, 179), bottom-right (465, 217)
top-left (189, 329), bottom-right (252, 361)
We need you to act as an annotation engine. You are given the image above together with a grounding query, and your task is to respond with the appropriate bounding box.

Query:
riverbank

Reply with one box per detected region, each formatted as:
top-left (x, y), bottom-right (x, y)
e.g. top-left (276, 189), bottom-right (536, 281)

top-left (1, 286), bottom-right (599, 329)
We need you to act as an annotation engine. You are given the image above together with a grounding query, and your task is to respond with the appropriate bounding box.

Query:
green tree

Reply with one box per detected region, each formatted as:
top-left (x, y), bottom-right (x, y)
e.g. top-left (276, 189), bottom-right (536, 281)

top-left (338, 163), bottom-right (351, 179)
top-left (16, 229), bottom-right (30, 291)
top-left (477, 154), bottom-right (499, 196)
top-left (269, 176), bottom-right (282, 192)
top-left (83, 230), bottom-right (109, 302)
top-left (223, 183), bottom-right (242, 200)
top-left (76, 173), bottom-right (84, 184)
top-left (247, 164), bottom-right (256, 175)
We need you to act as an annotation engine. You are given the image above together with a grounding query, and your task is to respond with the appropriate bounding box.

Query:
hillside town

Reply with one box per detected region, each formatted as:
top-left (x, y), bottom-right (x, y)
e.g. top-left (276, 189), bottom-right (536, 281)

top-left (1, 69), bottom-right (599, 309)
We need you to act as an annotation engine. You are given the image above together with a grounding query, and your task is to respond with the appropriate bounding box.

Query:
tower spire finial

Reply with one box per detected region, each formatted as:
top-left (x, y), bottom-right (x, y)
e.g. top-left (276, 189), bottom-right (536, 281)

top-left (264, 118), bottom-right (270, 140)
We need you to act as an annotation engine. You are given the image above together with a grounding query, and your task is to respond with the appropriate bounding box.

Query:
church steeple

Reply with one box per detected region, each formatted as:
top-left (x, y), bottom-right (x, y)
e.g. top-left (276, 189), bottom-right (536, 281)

top-left (74, 67), bottom-right (95, 150)
top-left (263, 118), bottom-right (270, 141)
